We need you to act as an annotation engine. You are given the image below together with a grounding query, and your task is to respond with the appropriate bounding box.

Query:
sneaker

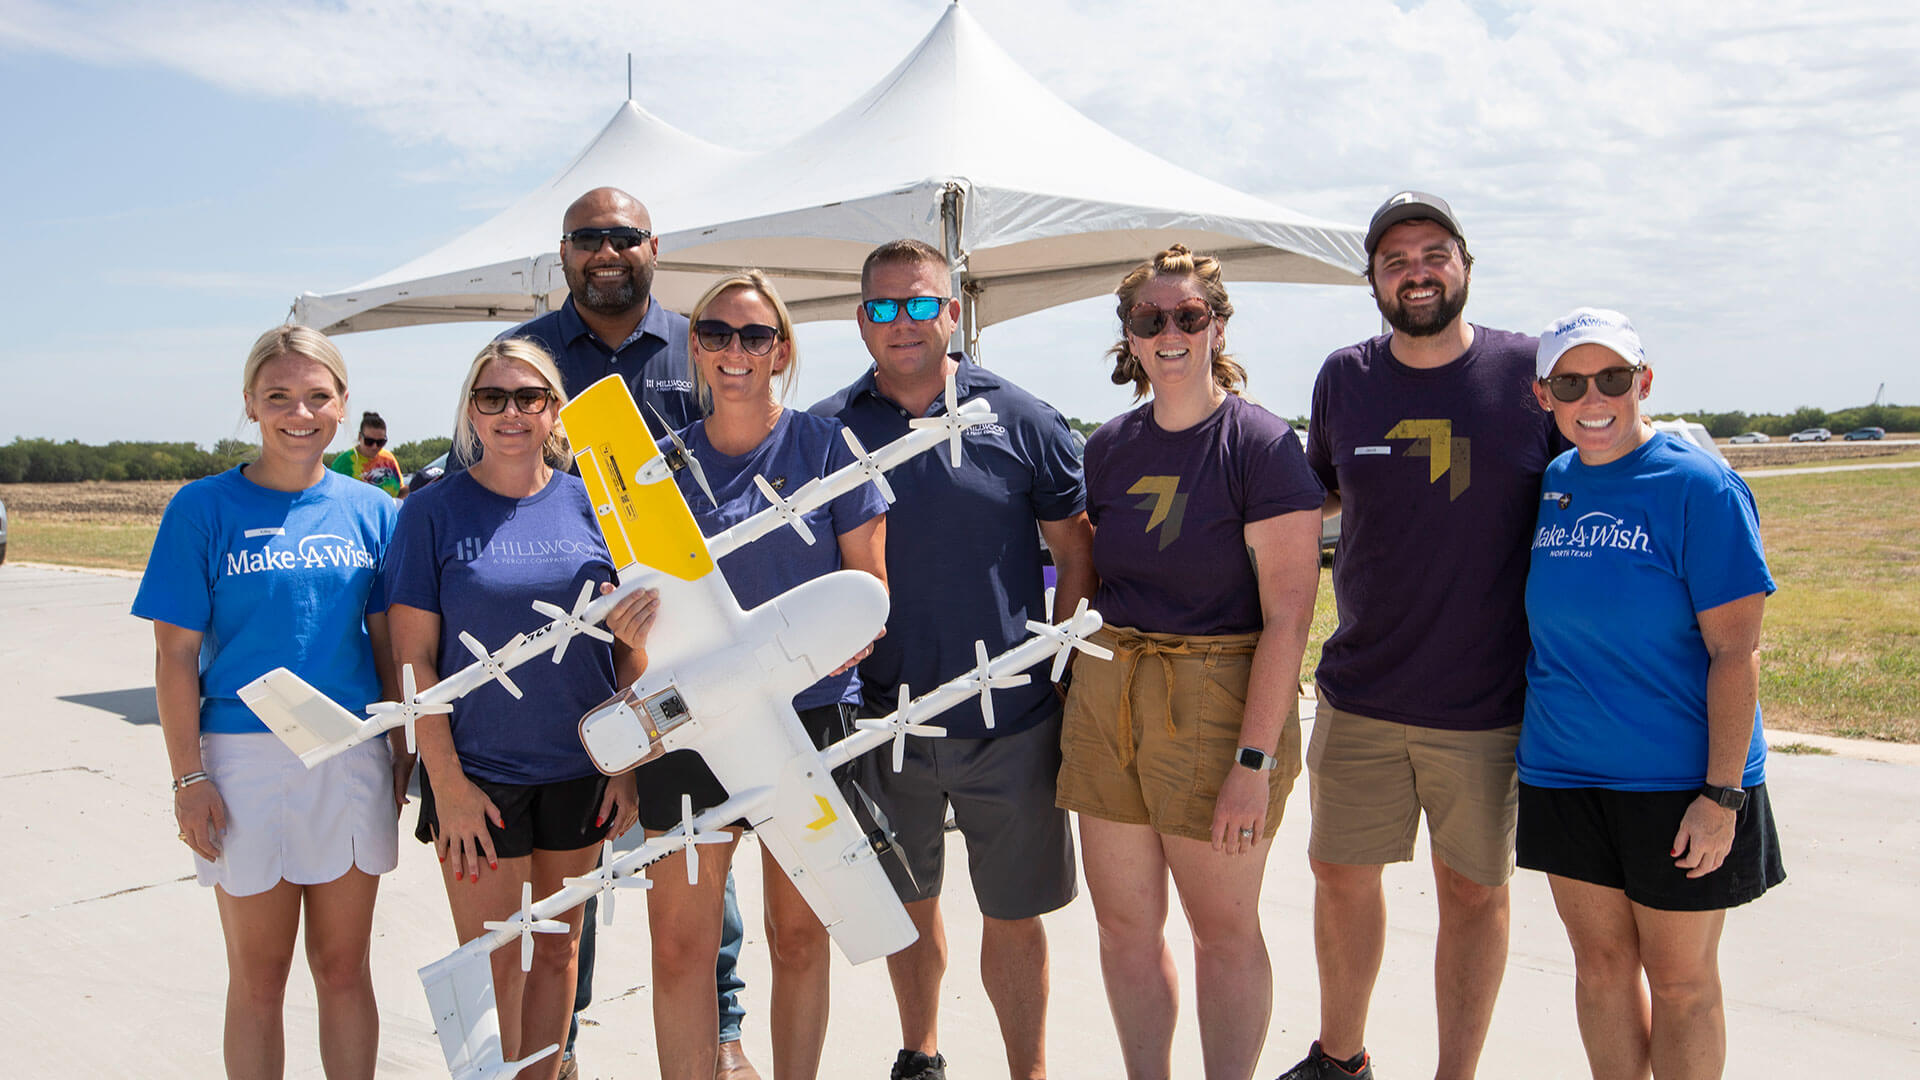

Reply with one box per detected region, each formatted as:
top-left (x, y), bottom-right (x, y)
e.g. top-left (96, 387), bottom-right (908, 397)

top-left (1275, 1040), bottom-right (1373, 1079)
top-left (891, 1048), bottom-right (948, 1080)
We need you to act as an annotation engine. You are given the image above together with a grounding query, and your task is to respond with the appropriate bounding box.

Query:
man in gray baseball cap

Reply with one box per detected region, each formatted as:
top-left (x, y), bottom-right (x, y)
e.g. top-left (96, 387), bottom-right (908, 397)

top-left (1280, 191), bottom-right (1562, 1080)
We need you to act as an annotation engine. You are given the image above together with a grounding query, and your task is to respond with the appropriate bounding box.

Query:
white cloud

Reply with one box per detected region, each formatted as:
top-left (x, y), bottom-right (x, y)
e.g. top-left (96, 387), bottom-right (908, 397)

top-left (3, 0), bottom-right (1915, 426)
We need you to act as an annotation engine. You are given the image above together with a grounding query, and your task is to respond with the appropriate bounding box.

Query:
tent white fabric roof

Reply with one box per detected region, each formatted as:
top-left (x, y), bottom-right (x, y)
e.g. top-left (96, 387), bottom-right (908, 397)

top-left (294, 2), bottom-right (1365, 337)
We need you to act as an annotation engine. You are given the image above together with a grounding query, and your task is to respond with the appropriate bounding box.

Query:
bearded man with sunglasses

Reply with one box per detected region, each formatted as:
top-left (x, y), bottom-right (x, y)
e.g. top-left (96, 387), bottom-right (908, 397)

top-left (811, 239), bottom-right (1094, 1080)
top-left (1284, 192), bottom-right (1561, 1080)
top-left (488, 187), bottom-right (759, 1080)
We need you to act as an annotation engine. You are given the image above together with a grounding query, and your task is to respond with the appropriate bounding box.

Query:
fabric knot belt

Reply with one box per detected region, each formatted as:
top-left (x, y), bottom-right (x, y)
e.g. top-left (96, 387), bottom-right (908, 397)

top-left (1099, 625), bottom-right (1258, 768)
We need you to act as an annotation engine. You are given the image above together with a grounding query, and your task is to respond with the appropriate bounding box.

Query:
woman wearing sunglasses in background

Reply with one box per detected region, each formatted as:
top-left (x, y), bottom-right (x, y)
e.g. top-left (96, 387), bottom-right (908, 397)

top-left (638, 270), bottom-right (887, 1080)
top-left (329, 410), bottom-right (404, 497)
top-left (1056, 244), bottom-right (1324, 1080)
top-left (385, 338), bottom-right (660, 1080)
top-left (135, 326), bottom-right (403, 1079)
top-left (1521, 308), bottom-right (1783, 1080)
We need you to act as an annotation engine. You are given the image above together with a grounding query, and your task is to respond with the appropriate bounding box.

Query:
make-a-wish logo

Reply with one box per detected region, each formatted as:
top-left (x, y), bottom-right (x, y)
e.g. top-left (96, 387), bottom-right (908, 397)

top-left (1533, 510), bottom-right (1651, 557)
top-left (223, 533), bottom-right (376, 576)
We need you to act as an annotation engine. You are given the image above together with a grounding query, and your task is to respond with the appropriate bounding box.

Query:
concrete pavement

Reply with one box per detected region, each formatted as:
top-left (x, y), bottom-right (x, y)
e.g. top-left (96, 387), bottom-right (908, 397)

top-left (3, 562), bottom-right (1916, 1077)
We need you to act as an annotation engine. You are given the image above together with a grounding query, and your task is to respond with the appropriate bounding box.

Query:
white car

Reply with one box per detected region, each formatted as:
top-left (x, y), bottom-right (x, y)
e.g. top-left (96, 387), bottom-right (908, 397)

top-left (0, 493), bottom-right (8, 564)
top-left (1728, 432), bottom-right (1770, 444)
top-left (1789, 428), bottom-right (1832, 442)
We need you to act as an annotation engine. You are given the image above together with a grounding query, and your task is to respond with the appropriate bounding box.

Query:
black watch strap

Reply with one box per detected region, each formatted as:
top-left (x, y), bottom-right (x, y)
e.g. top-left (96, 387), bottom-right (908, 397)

top-left (1699, 783), bottom-right (1747, 811)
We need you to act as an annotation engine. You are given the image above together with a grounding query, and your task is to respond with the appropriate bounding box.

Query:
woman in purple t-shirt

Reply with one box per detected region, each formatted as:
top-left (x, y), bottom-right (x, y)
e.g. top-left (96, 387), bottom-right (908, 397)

top-left (1057, 244), bottom-right (1325, 1078)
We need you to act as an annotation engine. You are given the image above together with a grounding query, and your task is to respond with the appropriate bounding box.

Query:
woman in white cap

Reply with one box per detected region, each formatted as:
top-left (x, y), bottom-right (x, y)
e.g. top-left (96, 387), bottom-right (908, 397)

top-left (1520, 307), bottom-right (1784, 1079)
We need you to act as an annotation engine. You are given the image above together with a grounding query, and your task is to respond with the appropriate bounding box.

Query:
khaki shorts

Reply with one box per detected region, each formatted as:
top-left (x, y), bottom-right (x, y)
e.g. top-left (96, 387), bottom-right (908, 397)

top-left (1306, 702), bottom-right (1520, 887)
top-left (1057, 624), bottom-right (1300, 843)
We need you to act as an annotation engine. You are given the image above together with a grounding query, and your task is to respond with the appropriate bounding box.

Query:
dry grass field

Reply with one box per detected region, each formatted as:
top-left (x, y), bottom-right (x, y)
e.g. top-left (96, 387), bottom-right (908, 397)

top-left (7, 461), bottom-right (1916, 742)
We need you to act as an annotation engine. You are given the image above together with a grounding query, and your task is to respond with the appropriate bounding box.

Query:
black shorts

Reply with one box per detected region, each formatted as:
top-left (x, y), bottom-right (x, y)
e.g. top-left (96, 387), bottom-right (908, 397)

top-left (415, 768), bottom-right (610, 859)
top-left (1517, 782), bottom-right (1785, 911)
top-left (633, 702), bottom-right (855, 832)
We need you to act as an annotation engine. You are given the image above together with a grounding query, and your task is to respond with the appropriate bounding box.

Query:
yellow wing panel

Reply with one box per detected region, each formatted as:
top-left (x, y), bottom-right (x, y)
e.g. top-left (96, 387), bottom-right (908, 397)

top-left (561, 376), bottom-right (715, 582)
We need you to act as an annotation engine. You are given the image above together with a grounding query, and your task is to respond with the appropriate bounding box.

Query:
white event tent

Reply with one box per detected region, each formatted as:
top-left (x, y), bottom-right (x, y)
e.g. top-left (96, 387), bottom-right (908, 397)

top-left (293, 2), bottom-right (1365, 345)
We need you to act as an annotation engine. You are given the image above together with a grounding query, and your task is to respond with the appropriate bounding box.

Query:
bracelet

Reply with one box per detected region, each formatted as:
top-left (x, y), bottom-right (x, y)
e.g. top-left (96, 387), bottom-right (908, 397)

top-left (172, 771), bottom-right (209, 793)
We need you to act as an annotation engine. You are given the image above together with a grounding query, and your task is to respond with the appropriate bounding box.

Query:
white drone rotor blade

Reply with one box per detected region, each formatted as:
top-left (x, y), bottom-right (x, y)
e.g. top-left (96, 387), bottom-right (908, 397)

top-left (753, 474), bottom-right (816, 546)
top-left (841, 427), bottom-right (897, 503)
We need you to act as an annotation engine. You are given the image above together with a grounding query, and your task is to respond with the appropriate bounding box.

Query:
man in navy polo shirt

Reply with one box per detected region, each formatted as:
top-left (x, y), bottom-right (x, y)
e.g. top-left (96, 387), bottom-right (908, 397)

top-left (812, 239), bottom-right (1094, 1080)
top-left (491, 186), bottom-right (756, 1080)
top-left (1278, 193), bottom-right (1560, 1080)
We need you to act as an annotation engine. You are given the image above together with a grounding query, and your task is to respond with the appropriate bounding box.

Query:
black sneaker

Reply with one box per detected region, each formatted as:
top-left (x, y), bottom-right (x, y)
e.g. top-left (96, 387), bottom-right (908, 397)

top-left (891, 1048), bottom-right (948, 1080)
top-left (1276, 1040), bottom-right (1374, 1079)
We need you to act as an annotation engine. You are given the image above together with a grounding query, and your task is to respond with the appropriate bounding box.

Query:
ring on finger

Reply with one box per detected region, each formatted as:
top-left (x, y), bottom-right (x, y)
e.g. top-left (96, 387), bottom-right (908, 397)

top-left (1238, 827), bottom-right (1255, 839)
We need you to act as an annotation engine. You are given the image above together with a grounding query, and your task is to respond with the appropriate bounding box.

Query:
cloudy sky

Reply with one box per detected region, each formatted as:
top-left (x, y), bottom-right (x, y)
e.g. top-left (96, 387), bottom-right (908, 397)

top-left (1, 0), bottom-right (1913, 450)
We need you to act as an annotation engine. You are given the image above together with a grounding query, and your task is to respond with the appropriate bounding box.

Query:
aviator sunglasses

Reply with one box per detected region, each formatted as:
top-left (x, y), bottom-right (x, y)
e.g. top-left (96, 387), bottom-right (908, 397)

top-left (470, 386), bottom-right (556, 414)
top-left (1541, 365), bottom-right (1643, 403)
top-left (562, 226), bottom-right (652, 252)
top-left (1125, 298), bottom-right (1214, 338)
top-left (862, 296), bottom-right (946, 323)
top-left (694, 320), bottom-right (782, 356)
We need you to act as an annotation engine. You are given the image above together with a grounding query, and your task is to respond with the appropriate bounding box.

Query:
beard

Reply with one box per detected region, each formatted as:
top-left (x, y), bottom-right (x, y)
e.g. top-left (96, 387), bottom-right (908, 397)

top-left (568, 260), bottom-right (654, 317)
top-left (1378, 276), bottom-right (1469, 337)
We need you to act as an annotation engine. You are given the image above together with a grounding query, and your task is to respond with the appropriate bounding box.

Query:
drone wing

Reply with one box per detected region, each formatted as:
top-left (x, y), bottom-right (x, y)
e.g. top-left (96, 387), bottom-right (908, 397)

top-left (236, 667), bottom-right (372, 766)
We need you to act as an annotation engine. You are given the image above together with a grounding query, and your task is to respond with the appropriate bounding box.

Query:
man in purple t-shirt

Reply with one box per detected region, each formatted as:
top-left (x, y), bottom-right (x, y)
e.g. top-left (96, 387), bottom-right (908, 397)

top-left (1280, 193), bottom-right (1559, 1080)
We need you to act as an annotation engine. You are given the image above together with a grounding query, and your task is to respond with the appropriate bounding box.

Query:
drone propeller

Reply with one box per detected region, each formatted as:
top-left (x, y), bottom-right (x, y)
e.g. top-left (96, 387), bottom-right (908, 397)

top-left (645, 401), bottom-right (719, 508)
top-left (363, 663), bottom-right (452, 752)
top-left (848, 779), bottom-right (920, 893)
top-left (529, 581), bottom-right (616, 664)
top-left (482, 881), bottom-right (569, 973)
top-left (839, 427), bottom-right (897, 504)
top-left (1023, 597), bottom-right (1114, 682)
top-left (458, 631), bottom-right (526, 699)
top-left (656, 794), bottom-right (732, 885)
top-left (562, 839), bottom-right (652, 926)
top-left (906, 371), bottom-right (997, 468)
top-left (853, 682), bottom-right (947, 772)
top-left (752, 474), bottom-right (817, 546)
top-left (959, 639), bottom-right (1030, 729)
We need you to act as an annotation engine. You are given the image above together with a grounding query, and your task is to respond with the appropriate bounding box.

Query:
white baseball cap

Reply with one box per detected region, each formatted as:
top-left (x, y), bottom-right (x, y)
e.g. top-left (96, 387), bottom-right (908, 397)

top-left (1536, 307), bottom-right (1645, 380)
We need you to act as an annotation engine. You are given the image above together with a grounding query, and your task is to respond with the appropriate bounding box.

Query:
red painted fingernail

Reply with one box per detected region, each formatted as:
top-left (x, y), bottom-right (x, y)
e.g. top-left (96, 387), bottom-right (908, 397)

top-left (489, 859), bottom-right (497, 869)
top-left (454, 870), bottom-right (462, 880)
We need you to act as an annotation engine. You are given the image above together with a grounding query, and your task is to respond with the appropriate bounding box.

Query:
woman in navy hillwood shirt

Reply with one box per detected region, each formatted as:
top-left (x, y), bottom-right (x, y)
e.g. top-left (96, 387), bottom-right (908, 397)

top-left (387, 338), bottom-right (659, 1080)
top-left (1519, 309), bottom-right (1783, 1080)
top-left (135, 326), bottom-right (402, 1078)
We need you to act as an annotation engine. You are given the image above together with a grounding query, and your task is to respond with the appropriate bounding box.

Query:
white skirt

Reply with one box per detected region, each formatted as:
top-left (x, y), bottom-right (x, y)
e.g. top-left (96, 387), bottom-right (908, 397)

top-left (194, 732), bottom-right (400, 897)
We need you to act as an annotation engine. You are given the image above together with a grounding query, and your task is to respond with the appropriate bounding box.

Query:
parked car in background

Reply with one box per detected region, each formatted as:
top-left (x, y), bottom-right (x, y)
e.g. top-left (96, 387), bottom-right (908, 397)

top-left (1789, 428), bottom-right (1832, 442)
top-left (406, 451), bottom-right (448, 495)
top-left (0, 493), bottom-right (8, 564)
top-left (1729, 431), bottom-right (1770, 444)
top-left (1844, 426), bottom-right (1887, 441)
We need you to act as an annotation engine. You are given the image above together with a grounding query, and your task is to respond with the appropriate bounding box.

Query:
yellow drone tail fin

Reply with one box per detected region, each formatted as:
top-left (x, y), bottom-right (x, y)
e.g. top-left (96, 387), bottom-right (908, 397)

top-left (561, 376), bottom-right (715, 582)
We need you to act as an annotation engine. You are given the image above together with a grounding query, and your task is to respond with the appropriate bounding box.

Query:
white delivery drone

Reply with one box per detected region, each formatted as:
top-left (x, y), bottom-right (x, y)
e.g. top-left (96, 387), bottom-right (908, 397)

top-left (238, 374), bottom-right (1110, 1080)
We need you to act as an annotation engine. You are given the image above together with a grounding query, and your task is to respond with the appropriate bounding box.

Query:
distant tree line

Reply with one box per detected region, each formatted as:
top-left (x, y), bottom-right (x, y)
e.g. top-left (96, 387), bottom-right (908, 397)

top-left (0, 436), bottom-right (452, 484)
top-left (1652, 403), bottom-right (1917, 438)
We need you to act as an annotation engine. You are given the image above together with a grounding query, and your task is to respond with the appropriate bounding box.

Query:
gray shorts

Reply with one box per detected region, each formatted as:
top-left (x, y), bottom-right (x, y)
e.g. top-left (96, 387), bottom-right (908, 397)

top-left (852, 709), bottom-right (1078, 920)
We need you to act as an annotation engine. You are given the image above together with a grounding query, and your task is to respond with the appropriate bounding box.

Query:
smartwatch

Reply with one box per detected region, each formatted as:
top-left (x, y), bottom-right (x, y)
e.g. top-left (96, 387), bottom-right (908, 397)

top-left (1234, 746), bottom-right (1278, 772)
top-left (1699, 783), bottom-right (1747, 812)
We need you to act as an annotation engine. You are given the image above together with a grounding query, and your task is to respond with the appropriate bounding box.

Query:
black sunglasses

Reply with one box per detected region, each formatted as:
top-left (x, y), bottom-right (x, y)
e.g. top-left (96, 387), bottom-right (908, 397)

top-left (470, 386), bottom-right (555, 414)
top-left (694, 320), bottom-right (782, 356)
top-left (1541, 365), bottom-right (1642, 403)
top-left (360, 434), bottom-right (387, 448)
top-left (862, 296), bottom-right (945, 323)
top-left (1125, 298), bottom-right (1214, 338)
top-left (562, 226), bottom-right (652, 253)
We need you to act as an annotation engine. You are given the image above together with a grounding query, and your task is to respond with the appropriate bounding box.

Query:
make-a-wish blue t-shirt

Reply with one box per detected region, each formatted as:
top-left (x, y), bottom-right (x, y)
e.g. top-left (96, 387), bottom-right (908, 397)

top-left (133, 467), bottom-right (398, 734)
top-left (386, 470), bottom-right (617, 785)
top-left (1521, 432), bottom-right (1776, 791)
top-left (674, 409), bottom-right (888, 711)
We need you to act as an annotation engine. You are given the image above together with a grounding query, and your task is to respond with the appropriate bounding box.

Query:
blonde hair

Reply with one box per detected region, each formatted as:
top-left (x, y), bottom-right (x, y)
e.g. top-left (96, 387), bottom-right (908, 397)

top-left (453, 338), bottom-right (571, 467)
top-left (1106, 244), bottom-right (1246, 401)
top-left (244, 325), bottom-right (348, 396)
top-left (688, 270), bottom-right (798, 415)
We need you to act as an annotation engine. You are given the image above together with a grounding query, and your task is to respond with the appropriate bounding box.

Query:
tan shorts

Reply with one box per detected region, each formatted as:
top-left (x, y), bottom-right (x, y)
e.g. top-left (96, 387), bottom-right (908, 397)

top-left (1305, 702), bottom-right (1519, 887)
top-left (1057, 624), bottom-right (1300, 843)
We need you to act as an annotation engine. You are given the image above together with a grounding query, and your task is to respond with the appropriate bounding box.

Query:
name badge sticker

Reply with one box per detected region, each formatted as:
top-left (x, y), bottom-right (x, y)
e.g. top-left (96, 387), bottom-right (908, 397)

top-left (1353, 445), bottom-right (1391, 456)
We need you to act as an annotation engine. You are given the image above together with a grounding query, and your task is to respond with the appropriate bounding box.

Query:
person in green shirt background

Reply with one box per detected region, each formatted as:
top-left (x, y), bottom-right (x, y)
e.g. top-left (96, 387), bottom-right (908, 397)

top-left (329, 411), bottom-right (404, 497)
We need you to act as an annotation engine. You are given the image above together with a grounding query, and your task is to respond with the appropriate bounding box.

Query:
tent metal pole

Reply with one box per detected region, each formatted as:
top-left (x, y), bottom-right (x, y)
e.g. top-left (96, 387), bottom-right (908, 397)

top-left (941, 182), bottom-right (977, 357)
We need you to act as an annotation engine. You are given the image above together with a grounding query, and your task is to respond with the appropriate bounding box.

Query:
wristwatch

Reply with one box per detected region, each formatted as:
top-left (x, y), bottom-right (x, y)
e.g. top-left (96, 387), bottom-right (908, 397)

top-left (1699, 783), bottom-right (1747, 811)
top-left (1234, 746), bottom-right (1278, 772)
